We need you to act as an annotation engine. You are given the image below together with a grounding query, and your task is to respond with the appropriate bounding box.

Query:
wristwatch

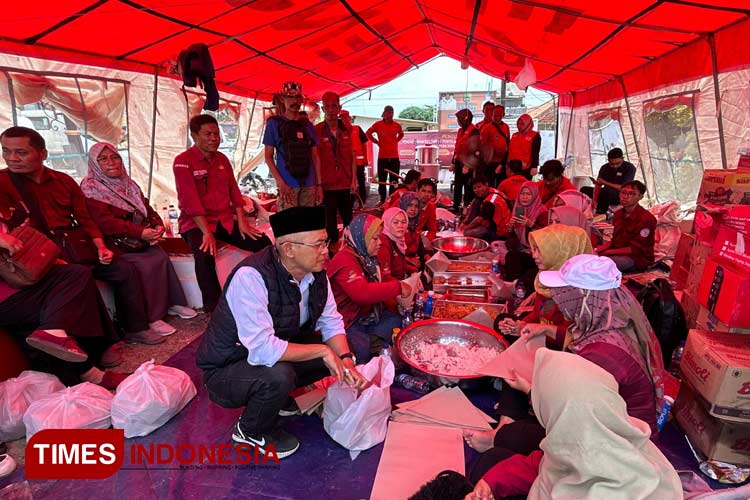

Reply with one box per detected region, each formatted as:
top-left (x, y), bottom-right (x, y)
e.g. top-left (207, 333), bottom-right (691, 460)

top-left (340, 352), bottom-right (356, 363)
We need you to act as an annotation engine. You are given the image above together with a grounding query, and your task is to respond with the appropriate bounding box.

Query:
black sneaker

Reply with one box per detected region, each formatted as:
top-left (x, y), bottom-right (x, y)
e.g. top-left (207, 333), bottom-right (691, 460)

top-left (231, 422), bottom-right (299, 459)
top-left (278, 398), bottom-right (301, 417)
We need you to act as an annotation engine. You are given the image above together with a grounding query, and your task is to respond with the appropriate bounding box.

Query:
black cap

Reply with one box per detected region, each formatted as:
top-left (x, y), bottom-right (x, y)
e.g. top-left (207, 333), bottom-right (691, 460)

top-left (270, 206), bottom-right (326, 238)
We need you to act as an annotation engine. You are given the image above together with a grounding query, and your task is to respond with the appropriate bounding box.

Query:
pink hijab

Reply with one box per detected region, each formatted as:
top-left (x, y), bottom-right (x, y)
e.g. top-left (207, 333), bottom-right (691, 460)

top-left (549, 206), bottom-right (592, 234)
top-left (81, 142), bottom-right (148, 217)
top-left (512, 181), bottom-right (546, 247)
top-left (517, 114), bottom-right (534, 134)
top-left (382, 207), bottom-right (408, 254)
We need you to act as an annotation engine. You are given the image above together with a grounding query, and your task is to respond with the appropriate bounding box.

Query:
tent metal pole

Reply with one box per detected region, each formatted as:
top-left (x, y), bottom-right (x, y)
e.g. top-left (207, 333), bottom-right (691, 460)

top-left (238, 95), bottom-right (258, 179)
top-left (708, 34), bottom-right (728, 169)
top-left (563, 92), bottom-right (575, 164)
top-left (553, 94), bottom-right (559, 158)
top-left (146, 68), bottom-right (159, 200)
top-left (618, 76), bottom-right (649, 195)
top-left (5, 71), bottom-right (17, 126)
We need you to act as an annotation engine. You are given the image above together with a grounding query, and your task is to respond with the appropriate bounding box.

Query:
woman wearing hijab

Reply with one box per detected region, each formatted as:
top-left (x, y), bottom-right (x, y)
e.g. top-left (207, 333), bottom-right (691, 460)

top-left (470, 226), bottom-right (593, 458)
top-left (464, 349), bottom-right (681, 500)
top-left (507, 114), bottom-right (541, 179)
top-left (399, 192), bottom-right (424, 269)
top-left (548, 205), bottom-right (601, 246)
top-left (378, 207), bottom-right (418, 281)
top-left (502, 182), bottom-right (547, 289)
top-left (327, 215), bottom-right (412, 362)
top-left (552, 189), bottom-right (594, 219)
top-left (82, 143), bottom-right (196, 336)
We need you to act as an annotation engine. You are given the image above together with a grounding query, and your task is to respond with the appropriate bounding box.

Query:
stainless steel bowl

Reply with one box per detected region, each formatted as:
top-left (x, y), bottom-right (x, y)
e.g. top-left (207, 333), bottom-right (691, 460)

top-left (395, 319), bottom-right (508, 380)
top-left (432, 236), bottom-right (489, 259)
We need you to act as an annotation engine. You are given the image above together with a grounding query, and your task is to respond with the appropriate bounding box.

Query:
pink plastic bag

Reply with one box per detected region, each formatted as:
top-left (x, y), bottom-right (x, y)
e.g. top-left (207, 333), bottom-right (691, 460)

top-left (0, 370), bottom-right (64, 441)
top-left (323, 355), bottom-right (394, 457)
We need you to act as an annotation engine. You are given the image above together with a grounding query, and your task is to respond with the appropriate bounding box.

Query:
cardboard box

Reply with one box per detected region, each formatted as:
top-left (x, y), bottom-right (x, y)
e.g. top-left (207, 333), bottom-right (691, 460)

top-left (674, 382), bottom-right (750, 465)
top-left (697, 257), bottom-right (750, 328)
top-left (698, 170), bottom-right (750, 206)
top-left (685, 241), bottom-right (712, 297)
top-left (721, 205), bottom-right (750, 235)
top-left (680, 329), bottom-right (750, 422)
top-left (711, 225), bottom-right (750, 271)
top-left (671, 233), bottom-right (695, 290)
top-left (696, 306), bottom-right (750, 335)
top-left (680, 291), bottom-right (700, 330)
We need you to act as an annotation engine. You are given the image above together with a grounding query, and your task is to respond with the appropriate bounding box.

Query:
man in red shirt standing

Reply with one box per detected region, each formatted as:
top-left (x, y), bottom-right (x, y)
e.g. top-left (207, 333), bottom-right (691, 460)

top-left (173, 115), bottom-right (271, 312)
top-left (596, 181), bottom-right (656, 272)
top-left (476, 101), bottom-right (495, 131)
top-left (339, 110), bottom-right (369, 205)
top-left (315, 92), bottom-right (356, 252)
top-left (451, 108), bottom-right (480, 212)
top-left (480, 105), bottom-right (511, 186)
top-left (366, 105), bottom-right (404, 204)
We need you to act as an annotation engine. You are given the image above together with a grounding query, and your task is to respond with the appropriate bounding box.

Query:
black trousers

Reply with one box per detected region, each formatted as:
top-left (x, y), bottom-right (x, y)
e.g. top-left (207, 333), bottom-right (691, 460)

top-left (0, 264), bottom-right (120, 379)
top-left (92, 259), bottom-right (149, 333)
top-left (377, 157), bottom-right (400, 202)
top-left (183, 221), bottom-right (272, 312)
top-left (203, 354), bottom-right (328, 435)
top-left (453, 161), bottom-right (475, 211)
top-left (323, 189), bottom-right (353, 245)
top-left (356, 164), bottom-right (367, 203)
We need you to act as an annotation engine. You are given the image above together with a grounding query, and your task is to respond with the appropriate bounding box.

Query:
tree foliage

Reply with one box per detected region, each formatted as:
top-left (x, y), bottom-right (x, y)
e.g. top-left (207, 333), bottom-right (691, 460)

top-left (398, 105), bottom-right (436, 122)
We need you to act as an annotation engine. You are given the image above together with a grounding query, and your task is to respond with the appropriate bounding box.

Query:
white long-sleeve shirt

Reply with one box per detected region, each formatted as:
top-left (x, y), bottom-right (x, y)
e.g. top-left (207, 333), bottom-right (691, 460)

top-left (225, 267), bottom-right (345, 367)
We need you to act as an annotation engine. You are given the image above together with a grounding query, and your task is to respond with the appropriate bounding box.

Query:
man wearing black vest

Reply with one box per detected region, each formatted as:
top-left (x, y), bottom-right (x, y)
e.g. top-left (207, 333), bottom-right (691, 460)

top-left (197, 206), bottom-right (366, 459)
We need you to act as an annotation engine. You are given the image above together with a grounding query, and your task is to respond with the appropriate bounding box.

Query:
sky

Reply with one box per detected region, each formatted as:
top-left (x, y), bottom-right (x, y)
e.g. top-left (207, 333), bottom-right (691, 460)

top-left (341, 55), bottom-right (555, 119)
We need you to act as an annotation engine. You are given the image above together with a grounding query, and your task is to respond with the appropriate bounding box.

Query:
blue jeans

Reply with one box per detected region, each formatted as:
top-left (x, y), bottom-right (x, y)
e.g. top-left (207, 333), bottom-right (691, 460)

top-left (346, 310), bottom-right (403, 362)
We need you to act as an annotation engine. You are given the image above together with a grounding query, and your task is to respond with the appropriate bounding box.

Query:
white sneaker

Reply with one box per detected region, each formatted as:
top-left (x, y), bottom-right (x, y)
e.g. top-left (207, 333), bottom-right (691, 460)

top-left (149, 320), bottom-right (176, 336)
top-left (167, 305), bottom-right (198, 319)
top-left (0, 451), bottom-right (16, 479)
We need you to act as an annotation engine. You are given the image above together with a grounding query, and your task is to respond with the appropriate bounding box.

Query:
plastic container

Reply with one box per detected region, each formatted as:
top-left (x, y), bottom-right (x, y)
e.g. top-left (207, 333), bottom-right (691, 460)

top-left (413, 293), bottom-right (425, 322)
top-left (402, 311), bottom-right (412, 328)
top-left (657, 396), bottom-right (675, 431)
top-left (161, 207), bottom-right (172, 237)
top-left (395, 374), bottom-right (433, 394)
top-left (168, 205), bottom-right (179, 237)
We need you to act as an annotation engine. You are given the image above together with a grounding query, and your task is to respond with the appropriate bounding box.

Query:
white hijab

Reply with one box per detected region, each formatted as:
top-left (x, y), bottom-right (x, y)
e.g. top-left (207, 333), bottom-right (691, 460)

top-left (528, 349), bottom-right (682, 500)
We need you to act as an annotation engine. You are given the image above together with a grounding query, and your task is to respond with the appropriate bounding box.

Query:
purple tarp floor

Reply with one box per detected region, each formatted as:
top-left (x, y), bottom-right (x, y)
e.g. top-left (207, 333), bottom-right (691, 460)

top-left (0, 336), bottom-right (742, 499)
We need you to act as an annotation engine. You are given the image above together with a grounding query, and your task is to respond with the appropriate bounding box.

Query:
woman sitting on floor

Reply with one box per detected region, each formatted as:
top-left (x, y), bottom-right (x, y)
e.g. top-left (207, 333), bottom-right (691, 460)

top-left (551, 189), bottom-right (594, 219)
top-left (82, 142), bottom-right (196, 336)
top-left (399, 192), bottom-right (424, 270)
top-left (378, 207), bottom-right (418, 280)
top-left (464, 349), bottom-right (681, 500)
top-left (502, 181), bottom-right (546, 290)
top-left (327, 215), bottom-right (412, 362)
top-left (468, 254), bottom-right (663, 472)
top-left (548, 205), bottom-right (602, 246)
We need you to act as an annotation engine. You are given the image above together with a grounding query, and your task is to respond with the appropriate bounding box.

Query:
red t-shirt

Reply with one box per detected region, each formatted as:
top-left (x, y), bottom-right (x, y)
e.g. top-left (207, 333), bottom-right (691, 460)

top-left (366, 120), bottom-right (403, 158)
top-left (611, 204), bottom-right (657, 269)
top-left (497, 175), bottom-right (527, 202)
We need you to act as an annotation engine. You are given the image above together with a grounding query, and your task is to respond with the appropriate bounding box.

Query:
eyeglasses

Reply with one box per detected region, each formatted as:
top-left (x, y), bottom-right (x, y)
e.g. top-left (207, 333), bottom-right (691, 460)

top-left (288, 239), bottom-right (330, 251)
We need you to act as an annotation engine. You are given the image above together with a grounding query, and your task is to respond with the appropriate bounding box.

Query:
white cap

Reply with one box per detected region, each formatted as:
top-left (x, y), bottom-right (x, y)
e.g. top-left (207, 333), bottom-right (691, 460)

top-left (538, 254), bottom-right (621, 291)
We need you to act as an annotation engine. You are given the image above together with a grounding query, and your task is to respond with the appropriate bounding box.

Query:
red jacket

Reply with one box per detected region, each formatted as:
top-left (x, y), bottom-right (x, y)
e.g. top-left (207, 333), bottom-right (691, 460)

top-left (537, 178), bottom-right (577, 207)
top-left (508, 130), bottom-right (540, 171)
top-left (315, 120), bottom-right (354, 191)
top-left (377, 234), bottom-right (417, 281)
top-left (417, 201), bottom-right (437, 240)
top-left (327, 246), bottom-right (401, 328)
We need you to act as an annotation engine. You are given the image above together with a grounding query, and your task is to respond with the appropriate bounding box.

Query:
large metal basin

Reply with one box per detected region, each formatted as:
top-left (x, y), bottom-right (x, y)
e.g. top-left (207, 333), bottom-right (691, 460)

top-left (432, 236), bottom-right (489, 259)
top-left (395, 319), bottom-right (508, 380)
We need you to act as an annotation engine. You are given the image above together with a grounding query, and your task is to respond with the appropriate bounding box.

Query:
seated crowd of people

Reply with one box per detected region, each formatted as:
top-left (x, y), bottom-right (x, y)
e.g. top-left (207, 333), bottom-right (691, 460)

top-left (1, 79), bottom-right (672, 496)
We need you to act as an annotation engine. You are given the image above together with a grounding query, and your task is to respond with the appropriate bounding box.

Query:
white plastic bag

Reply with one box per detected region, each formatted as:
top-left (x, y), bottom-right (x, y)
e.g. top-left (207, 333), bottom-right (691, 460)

top-left (111, 360), bottom-right (196, 438)
top-left (0, 370), bottom-right (65, 441)
top-left (23, 382), bottom-right (113, 440)
top-left (323, 355), bottom-right (394, 458)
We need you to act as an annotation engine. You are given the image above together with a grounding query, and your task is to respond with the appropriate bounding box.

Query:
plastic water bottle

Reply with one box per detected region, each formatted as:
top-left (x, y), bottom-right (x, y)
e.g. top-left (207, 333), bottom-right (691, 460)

top-left (396, 374), bottom-right (434, 394)
top-left (161, 207), bottom-right (172, 237)
top-left (168, 205), bottom-right (179, 237)
top-left (402, 310), bottom-right (412, 329)
top-left (492, 258), bottom-right (500, 275)
top-left (381, 346), bottom-right (392, 358)
top-left (657, 396), bottom-right (675, 431)
top-left (413, 292), bottom-right (425, 322)
top-left (424, 291), bottom-right (434, 317)
top-left (668, 341), bottom-right (686, 378)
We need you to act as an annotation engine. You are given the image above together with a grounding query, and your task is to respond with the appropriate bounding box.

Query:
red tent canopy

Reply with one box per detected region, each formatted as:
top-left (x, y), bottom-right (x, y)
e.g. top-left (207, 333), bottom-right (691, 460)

top-left (1, 0), bottom-right (748, 100)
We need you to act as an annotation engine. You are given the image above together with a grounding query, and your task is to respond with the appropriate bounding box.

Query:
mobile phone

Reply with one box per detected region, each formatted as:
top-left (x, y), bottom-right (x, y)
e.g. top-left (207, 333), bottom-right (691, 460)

top-left (707, 265), bottom-right (724, 314)
top-left (514, 206), bottom-right (525, 218)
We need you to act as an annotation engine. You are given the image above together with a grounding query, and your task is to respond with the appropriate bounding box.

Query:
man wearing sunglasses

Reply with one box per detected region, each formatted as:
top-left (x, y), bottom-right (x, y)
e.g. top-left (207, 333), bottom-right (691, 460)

top-left (197, 206), bottom-right (366, 460)
top-left (595, 181), bottom-right (656, 272)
